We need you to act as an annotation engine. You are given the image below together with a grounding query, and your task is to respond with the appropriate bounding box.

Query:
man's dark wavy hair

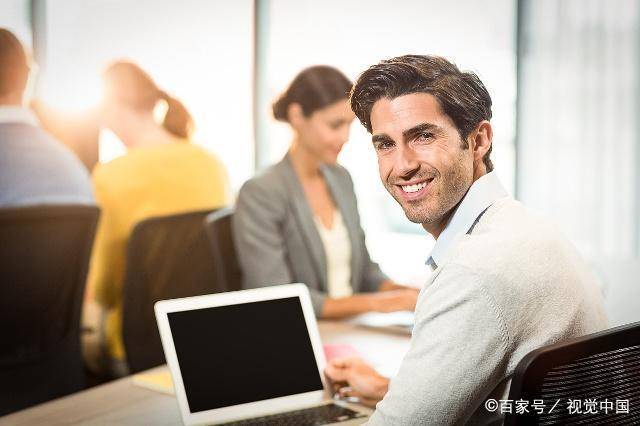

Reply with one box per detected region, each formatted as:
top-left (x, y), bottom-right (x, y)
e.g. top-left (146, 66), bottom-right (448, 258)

top-left (350, 55), bottom-right (494, 172)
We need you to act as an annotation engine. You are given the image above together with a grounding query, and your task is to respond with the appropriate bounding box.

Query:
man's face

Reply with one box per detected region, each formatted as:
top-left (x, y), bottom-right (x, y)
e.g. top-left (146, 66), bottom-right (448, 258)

top-left (370, 93), bottom-right (474, 233)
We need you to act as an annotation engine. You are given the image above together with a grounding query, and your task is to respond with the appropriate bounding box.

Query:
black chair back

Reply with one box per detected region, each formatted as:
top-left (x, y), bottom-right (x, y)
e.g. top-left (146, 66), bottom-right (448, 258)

top-left (121, 209), bottom-right (225, 374)
top-left (505, 321), bottom-right (640, 425)
top-left (204, 208), bottom-right (242, 293)
top-left (0, 205), bottom-right (99, 415)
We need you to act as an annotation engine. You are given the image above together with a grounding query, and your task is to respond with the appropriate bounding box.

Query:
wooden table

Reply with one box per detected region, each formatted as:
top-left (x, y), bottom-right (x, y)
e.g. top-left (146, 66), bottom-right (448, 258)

top-left (0, 321), bottom-right (410, 425)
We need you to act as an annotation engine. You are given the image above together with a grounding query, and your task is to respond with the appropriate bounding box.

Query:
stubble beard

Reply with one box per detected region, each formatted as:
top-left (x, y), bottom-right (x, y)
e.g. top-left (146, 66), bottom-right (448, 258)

top-left (387, 156), bottom-right (473, 226)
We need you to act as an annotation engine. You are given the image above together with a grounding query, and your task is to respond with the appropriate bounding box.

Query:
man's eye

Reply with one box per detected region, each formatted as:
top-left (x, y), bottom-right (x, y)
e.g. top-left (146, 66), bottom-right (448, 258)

top-left (376, 141), bottom-right (394, 151)
top-left (416, 132), bottom-right (433, 141)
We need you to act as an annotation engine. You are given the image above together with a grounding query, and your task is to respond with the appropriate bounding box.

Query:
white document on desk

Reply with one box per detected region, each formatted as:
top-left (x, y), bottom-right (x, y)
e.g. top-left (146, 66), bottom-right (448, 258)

top-left (346, 311), bottom-right (414, 335)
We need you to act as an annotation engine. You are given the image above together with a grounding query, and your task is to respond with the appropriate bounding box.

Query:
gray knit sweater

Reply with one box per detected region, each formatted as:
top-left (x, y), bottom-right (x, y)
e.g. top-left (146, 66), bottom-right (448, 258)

top-left (367, 197), bottom-right (608, 425)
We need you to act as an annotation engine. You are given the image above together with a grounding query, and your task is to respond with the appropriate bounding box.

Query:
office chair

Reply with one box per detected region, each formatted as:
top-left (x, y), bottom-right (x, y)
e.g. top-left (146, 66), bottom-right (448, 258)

top-left (121, 209), bottom-right (228, 374)
top-left (505, 321), bottom-right (640, 425)
top-left (204, 208), bottom-right (243, 293)
top-left (0, 205), bottom-right (99, 415)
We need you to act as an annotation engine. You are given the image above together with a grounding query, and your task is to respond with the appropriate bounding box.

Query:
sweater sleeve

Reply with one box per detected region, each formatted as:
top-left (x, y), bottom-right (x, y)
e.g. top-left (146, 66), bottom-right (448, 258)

top-left (368, 264), bottom-right (511, 425)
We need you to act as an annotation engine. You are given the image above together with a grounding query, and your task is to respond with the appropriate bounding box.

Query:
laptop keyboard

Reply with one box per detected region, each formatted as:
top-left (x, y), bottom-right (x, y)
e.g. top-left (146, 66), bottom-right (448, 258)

top-left (222, 403), bottom-right (366, 425)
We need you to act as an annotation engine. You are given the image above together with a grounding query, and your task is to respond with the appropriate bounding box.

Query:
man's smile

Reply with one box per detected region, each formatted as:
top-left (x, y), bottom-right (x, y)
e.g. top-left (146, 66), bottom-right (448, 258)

top-left (394, 177), bottom-right (434, 201)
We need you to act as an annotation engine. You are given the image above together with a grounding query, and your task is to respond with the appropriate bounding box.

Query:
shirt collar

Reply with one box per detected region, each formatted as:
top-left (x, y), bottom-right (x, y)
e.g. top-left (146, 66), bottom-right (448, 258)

top-left (426, 172), bottom-right (508, 270)
top-left (0, 106), bottom-right (39, 126)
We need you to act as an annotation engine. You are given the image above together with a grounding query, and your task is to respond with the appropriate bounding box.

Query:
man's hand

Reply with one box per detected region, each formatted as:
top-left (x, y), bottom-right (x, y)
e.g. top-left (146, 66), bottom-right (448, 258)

top-left (324, 357), bottom-right (389, 407)
top-left (369, 288), bottom-right (419, 313)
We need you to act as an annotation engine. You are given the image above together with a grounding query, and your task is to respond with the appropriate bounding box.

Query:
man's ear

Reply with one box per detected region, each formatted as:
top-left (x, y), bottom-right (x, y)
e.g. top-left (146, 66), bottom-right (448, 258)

top-left (470, 120), bottom-right (492, 168)
top-left (287, 103), bottom-right (305, 128)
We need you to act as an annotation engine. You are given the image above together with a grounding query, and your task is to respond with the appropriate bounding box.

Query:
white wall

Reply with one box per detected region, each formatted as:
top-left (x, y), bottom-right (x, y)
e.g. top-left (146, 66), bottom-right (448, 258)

top-left (0, 0), bottom-right (31, 47)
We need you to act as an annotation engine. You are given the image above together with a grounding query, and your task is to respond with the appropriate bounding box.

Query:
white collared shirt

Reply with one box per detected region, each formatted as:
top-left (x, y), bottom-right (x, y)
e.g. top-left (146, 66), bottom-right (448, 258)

top-left (0, 106), bottom-right (39, 126)
top-left (426, 172), bottom-right (509, 270)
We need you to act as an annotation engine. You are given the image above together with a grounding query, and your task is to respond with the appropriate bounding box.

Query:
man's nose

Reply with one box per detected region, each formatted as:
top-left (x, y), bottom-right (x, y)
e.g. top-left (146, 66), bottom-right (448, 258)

top-left (394, 146), bottom-right (420, 178)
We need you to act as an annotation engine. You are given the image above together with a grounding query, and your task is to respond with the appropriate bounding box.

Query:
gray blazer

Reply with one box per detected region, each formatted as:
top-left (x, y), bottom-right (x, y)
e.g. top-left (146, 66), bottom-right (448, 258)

top-left (232, 154), bottom-right (388, 315)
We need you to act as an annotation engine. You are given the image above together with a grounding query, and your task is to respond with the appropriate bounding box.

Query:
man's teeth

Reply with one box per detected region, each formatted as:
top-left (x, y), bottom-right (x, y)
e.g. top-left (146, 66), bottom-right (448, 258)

top-left (401, 181), bottom-right (428, 193)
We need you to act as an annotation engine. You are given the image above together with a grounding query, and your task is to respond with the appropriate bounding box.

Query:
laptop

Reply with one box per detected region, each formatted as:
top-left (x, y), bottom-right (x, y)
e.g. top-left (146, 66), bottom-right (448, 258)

top-left (154, 283), bottom-right (370, 425)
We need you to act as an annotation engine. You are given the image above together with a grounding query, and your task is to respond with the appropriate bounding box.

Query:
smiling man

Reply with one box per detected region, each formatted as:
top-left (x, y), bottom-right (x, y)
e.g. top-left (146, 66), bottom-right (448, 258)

top-left (324, 55), bottom-right (608, 425)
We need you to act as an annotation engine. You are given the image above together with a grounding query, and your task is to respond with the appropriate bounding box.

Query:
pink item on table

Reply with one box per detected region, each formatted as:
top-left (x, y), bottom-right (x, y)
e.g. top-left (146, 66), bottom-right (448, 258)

top-left (323, 343), bottom-right (360, 361)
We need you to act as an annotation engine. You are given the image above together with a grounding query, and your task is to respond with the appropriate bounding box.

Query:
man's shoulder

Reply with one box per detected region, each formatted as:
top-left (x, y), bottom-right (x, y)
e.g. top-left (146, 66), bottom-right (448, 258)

top-left (459, 198), bottom-right (568, 262)
top-left (0, 123), bottom-right (93, 205)
top-left (480, 197), bottom-right (552, 229)
top-left (1, 122), bottom-right (62, 149)
top-left (440, 197), bottom-right (606, 336)
top-left (0, 122), bottom-right (87, 172)
top-left (443, 197), bottom-right (596, 304)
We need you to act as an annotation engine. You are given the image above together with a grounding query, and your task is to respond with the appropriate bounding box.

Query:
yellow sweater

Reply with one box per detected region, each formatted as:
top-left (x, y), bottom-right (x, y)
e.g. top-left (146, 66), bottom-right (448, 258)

top-left (87, 142), bottom-right (230, 361)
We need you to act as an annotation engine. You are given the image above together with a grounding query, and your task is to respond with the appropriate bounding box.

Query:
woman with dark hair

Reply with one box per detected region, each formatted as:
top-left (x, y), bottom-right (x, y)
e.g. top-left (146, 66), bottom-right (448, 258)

top-left (233, 65), bottom-right (418, 318)
top-left (87, 61), bottom-right (230, 375)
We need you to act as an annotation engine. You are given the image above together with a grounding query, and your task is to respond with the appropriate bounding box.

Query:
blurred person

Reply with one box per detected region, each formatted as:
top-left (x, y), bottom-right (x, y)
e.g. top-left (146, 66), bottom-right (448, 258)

top-left (86, 61), bottom-right (230, 376)
top-left (0, 28), bottom-right (92, 206)
top-left (233, 65), bottom-right (419, 319)
top-left (324, 55), bottom-right (607, 424)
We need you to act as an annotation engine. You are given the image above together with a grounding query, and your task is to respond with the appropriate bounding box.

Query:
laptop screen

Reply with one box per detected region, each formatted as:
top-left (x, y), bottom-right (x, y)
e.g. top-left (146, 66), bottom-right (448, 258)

top-left (167, 296), bottom-right (324, 413)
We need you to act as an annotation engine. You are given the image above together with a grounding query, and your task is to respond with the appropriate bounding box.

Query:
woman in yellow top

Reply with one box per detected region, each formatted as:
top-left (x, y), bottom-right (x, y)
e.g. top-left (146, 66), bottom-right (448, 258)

top-left (87, 61), bottom-right (230, 376)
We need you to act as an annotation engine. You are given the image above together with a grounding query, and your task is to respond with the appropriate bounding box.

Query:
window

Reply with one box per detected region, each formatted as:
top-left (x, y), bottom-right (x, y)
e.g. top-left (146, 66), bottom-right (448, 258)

top-left (518, 0), bottom-right (640, 258)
